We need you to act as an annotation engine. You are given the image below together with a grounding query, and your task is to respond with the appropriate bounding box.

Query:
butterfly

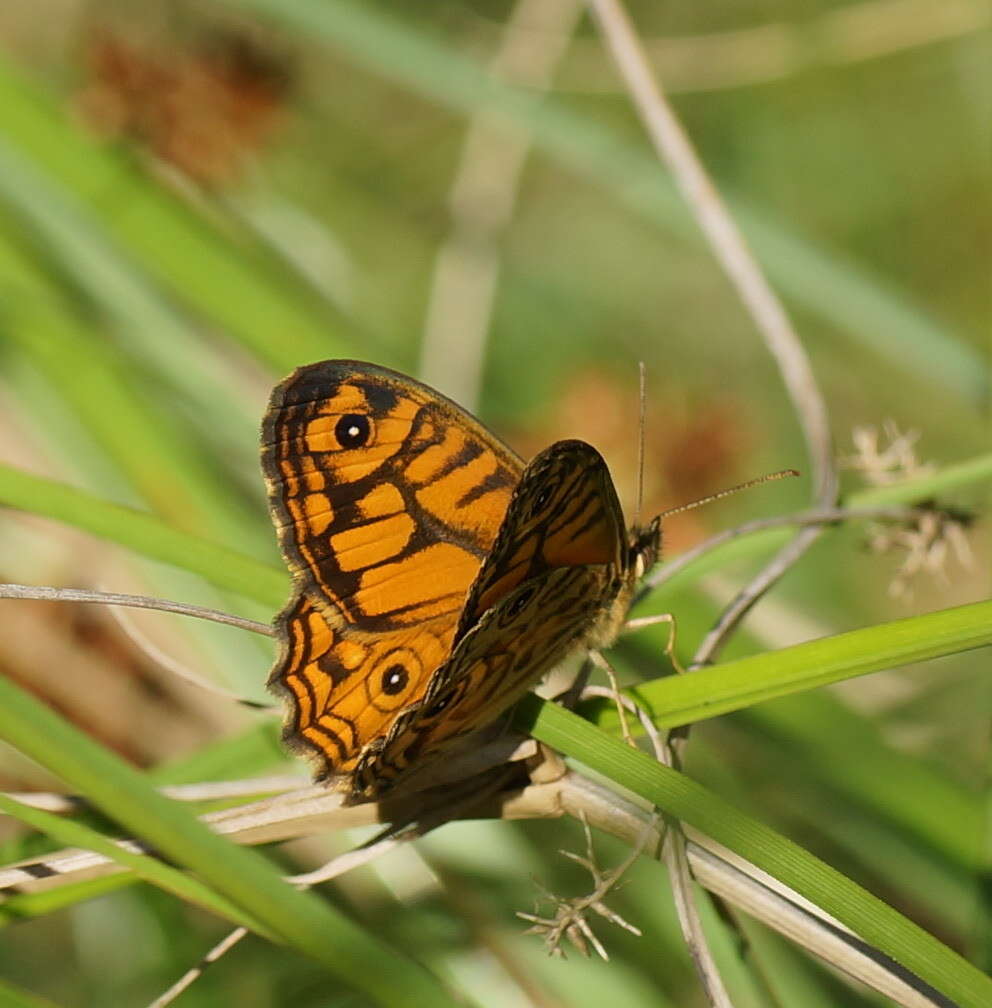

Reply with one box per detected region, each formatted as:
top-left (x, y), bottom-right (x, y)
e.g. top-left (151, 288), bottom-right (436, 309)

top-left (261, 359), bottom-right (660, 804)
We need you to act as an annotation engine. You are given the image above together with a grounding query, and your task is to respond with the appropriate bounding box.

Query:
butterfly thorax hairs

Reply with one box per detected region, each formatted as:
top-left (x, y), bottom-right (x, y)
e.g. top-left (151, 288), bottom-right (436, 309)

top-left (584, 517), bottom-right (661, 653)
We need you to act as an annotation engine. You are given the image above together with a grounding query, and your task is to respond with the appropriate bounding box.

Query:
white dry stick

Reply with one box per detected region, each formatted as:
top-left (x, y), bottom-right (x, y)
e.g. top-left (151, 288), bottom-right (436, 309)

top-left (585, 0), bottom-right (838, 668)
top-left (418, 0), bottom-right (584, 409)
top-left (5, 776), bottom-right (306, 814)
top-left (148, 928), bottom-right (248, 1008)
top-left (580, 685), bottom-right (733, 1007)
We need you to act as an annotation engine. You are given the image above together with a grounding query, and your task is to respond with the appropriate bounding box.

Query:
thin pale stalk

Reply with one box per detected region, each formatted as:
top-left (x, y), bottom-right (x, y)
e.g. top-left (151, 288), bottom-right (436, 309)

top-left (586, 0), bottom-right (839, 667)
top-left (0, 583), bottom-right (273, 636)
top-left (419, 0), bottom-right (584, 408)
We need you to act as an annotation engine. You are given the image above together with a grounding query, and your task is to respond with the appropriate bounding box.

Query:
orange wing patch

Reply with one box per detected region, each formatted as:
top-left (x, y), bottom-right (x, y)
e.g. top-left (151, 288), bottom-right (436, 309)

top-left (271, 594), bottom-right (460, 776)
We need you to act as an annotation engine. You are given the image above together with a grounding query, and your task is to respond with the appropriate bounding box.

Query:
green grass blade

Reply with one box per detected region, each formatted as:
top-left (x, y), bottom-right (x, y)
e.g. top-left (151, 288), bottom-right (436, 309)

top-left (0, 56), bottom-right (351, 373)
top-left (850, 451), bottom-right (992, 508)
top-left (588, 598), bottom-right (992, 749)
top-left (0, 875), bottom-right (137, 926)
top-left (150, 721), bottom-right (288, 786)
top-left (0, 464), bottom-right (287, 608)
top-left (0, 723), bottom-right (291, 926)
top-left (0, 794), bottom-right (270, 936)
top-left (743, 691), bottom-right (981, 869)
top-left (517, 699), bottom-right (992, 1008)
top-left (1, 280), bottom-right (245, 542)
top-left (0, 674), bottom-right (457, 1008)
top-left (0, 978), bottom-right (62, 1008)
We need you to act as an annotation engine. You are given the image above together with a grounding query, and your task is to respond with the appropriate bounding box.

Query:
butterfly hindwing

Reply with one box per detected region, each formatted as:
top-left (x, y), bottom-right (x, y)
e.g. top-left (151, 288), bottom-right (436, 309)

top-left (267, 595), bottom-right (456, 777)
top-left (354, 563), bottom-right (612, 797)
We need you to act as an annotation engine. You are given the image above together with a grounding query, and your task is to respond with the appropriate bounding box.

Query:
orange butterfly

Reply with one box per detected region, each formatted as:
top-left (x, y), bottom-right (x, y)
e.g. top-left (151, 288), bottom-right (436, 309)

top-left (262, 360), bottom-right (659, 803)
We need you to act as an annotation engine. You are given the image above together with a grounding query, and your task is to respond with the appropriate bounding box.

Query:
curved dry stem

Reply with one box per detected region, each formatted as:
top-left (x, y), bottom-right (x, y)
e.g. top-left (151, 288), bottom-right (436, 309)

top-left (586, 0), bottom-right (839, 668)
top-left (582, 685), bottom-right (732, 1005)
top-left (642, 505), bottom-right (917, 595)
top-left (0, 583), bottom-right (273, 637)
top-left (587, 0), bottom-right (835, 505)
top-left (106, 602), bottom-right (276, 710)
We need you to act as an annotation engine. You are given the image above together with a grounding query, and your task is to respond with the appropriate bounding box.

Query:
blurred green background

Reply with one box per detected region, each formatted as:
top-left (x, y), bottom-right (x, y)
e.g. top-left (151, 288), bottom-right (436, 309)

top-left (0, 0), bottom-right (988, 1005)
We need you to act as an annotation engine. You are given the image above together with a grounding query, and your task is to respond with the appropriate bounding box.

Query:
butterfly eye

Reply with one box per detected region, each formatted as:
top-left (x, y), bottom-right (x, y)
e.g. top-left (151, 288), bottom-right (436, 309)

top-left (335, 413), bottom-right (371, 449)
top-left (381, 663), bottom-right (409, 696)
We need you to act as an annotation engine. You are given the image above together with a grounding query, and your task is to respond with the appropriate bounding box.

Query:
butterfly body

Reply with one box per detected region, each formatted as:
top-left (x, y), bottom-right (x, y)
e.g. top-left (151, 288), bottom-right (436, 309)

top-left (262, 360), bottom-right (659, 803)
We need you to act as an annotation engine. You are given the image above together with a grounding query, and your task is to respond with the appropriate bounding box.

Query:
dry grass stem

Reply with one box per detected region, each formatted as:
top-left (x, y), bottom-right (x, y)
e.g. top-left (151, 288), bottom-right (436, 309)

top-left (587, 0), bottom-right (839, 670)
top-left (587, 0), bottom-right (835, 506)
top-left (580, 685), bottom-right (732, 1003)
top-left (107, 601), bottom-right (275, 709)
top-left (0, 583), bottom-right (273, 636)
top-left (517, 811), bottom-right (645, 960)
top-left (418, 0), bottom-right (583, 407)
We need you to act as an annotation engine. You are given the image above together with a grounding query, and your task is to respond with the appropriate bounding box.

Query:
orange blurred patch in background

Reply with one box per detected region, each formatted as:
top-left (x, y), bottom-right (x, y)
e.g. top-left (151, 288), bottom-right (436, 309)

top-left (75, 24), bottom-right (292, 184)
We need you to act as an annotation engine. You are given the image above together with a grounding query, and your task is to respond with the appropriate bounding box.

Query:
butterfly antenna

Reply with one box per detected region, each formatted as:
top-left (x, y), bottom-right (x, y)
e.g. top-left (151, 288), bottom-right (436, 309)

top-left (659, 469), bottom-right (800, 520)
top-left (634, 361), bottom-right (647, 529)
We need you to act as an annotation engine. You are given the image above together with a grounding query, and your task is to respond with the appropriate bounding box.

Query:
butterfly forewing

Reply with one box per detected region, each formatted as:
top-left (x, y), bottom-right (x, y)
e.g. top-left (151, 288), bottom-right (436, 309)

top-left (262, 360), bottom-right (522, 631)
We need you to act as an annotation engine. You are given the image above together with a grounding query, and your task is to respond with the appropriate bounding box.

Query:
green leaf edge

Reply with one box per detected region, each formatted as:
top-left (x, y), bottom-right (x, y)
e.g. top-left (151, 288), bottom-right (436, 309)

top-left (0, 793), bottom-right (271, 937)
top-left (0, 463), bottom-right (287, 609)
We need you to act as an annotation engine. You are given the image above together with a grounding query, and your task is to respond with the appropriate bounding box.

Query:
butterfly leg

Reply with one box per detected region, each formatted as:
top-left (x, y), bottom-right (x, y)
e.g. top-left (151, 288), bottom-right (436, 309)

top-left (588, 649), bottom-right (635, 747)
top-left (549, 656), bottom-right (593, 712)
top-left (623, 611), bottom-right (687, 676)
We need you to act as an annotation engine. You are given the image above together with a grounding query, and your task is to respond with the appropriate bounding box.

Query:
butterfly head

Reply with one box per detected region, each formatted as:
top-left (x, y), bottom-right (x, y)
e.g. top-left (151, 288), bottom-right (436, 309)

top-left (628, 515), bottom-right (661, 580)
